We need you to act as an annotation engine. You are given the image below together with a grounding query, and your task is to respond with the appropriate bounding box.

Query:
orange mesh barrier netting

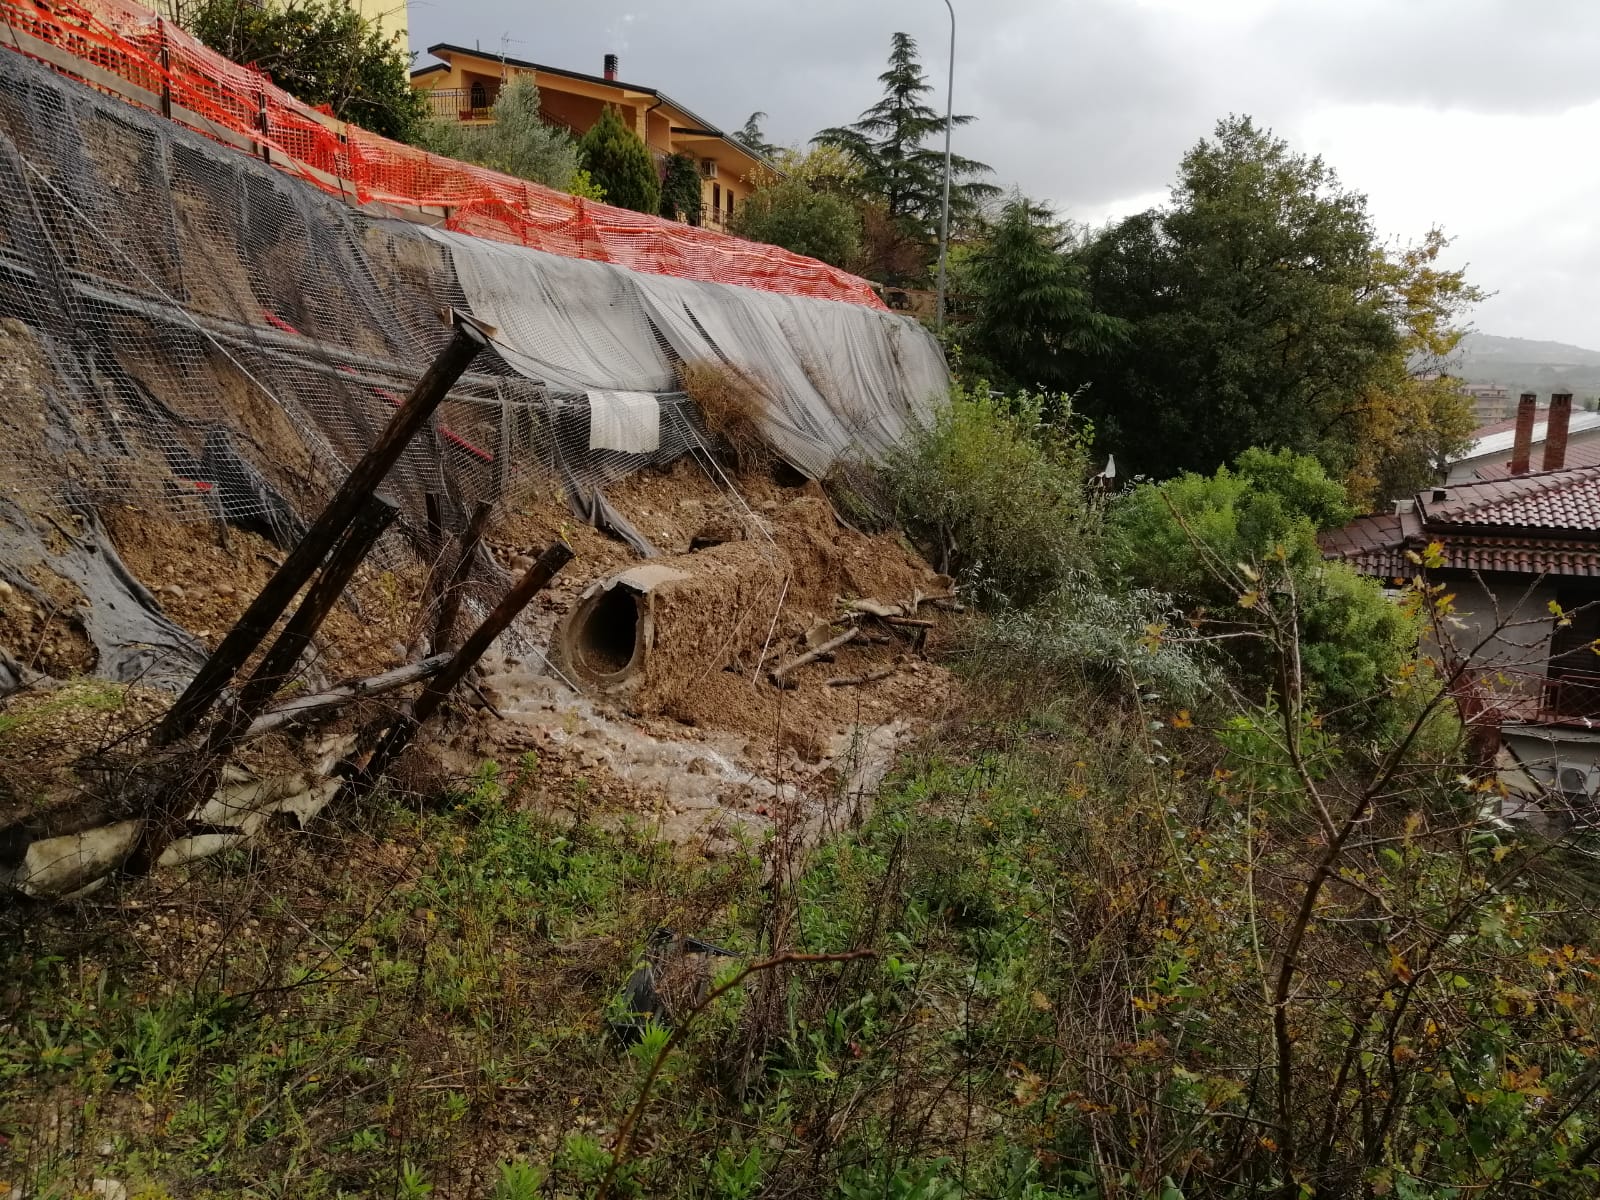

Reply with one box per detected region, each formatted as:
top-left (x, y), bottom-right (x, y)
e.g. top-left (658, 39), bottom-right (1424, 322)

top-left (0, 0), bottom-right (887, 309)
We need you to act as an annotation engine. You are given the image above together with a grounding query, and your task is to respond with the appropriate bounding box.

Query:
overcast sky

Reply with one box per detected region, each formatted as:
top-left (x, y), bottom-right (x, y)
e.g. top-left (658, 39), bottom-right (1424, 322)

top-left (407, 0), bottom-right (1600, 348)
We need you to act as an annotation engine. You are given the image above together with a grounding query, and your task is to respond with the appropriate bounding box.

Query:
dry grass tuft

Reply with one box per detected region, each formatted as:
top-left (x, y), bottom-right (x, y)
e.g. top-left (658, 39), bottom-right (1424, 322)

top-left (679, 359), bottom-right (776, 473)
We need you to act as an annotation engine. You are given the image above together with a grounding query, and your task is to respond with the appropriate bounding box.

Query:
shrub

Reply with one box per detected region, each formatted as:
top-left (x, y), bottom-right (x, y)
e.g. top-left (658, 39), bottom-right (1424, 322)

top-left (883, 385), bottom-right (1095, 609)
top-left (659, 153), bottom-right (703, 224)
top-left (1107, 447), bottom-right (1415, 720)
top-left (579, 106), bottom-right (660, 215)
top-left (416, 76), bottom-right (578, 192)
top-left (971, 576), bottom-right (1220, 708)
top-left (729, 179), bottom-right (862, 269)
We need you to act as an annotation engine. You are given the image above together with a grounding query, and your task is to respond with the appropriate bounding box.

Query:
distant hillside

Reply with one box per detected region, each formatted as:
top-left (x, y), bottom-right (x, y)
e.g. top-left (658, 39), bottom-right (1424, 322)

top-left (1451, 332), bottom-right (1600, 400)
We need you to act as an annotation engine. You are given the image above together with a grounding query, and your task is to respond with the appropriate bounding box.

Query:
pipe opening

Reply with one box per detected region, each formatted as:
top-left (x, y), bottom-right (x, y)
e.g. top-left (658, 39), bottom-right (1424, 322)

top-left (574, 586), bottom-right (643, 678)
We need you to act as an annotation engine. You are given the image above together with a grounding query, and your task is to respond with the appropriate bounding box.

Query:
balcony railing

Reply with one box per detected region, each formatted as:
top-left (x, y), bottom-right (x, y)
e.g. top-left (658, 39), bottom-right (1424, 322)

top-left (423, 88), bottom-right (495, 122)
top-left (1457, 665), bottom-right (1600, 728)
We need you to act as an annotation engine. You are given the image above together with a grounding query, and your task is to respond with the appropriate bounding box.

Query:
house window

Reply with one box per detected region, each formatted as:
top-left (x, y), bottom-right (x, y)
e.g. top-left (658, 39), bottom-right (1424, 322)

top-left (726, 191), bottom-right (734, 217)
top-left (712, 182), bottom-right (721, 217)
top-left (469, 81), bottom-right (487, 110)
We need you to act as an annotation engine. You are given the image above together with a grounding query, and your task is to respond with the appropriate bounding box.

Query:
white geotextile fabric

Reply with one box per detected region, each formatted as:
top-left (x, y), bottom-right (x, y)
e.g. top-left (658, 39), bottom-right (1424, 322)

top-left (588, 391), bottom-right (662, 454)
top-left (423, 228), bottom-right (948, 477)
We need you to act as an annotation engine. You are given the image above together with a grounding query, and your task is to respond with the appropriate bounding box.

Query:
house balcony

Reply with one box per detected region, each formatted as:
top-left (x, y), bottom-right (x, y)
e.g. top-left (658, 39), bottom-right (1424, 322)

top-left (1457, 665), bottom-right (1600, 730)
top-left (423, 87), bottom-right (497, 122)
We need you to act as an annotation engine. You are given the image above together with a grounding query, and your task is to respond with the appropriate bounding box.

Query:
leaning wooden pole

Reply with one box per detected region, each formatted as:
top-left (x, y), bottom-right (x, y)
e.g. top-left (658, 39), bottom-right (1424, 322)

top-left (348, 540), bottom-right (574, 799)
top-left (210, 494), bottom-right (399, 749)
top-left (153, 310), bottom-right (493, 745)
top-left (431, 499), bottom-right (494, 653)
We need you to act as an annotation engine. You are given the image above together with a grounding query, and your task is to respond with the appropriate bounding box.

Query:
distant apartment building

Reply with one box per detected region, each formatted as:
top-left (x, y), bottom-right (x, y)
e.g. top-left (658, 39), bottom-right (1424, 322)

top-left (1462, 382), bottom-right (1511, 423)
top-left (410, 46), bottom-right (769, 232)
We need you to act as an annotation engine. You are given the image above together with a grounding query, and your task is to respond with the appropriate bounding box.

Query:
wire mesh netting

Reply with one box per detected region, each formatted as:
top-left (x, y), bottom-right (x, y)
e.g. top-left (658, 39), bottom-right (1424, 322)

top-left (0, 44), bottom-right (948, 558)
top-left (0, 0), bottom-right (887, 306)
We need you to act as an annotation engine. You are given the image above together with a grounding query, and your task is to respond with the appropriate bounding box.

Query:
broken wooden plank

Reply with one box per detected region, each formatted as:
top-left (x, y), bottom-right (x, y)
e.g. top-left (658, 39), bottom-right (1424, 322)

top-left (242, 654), bottom-right (452, 739)
top-left (769, 628), bottom-right (858, 687)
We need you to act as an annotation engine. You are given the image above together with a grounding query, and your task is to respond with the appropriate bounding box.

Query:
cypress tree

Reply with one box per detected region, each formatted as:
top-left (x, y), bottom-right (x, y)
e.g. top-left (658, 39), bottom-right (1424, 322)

top-left (580, 106), bottom-right (661, 215)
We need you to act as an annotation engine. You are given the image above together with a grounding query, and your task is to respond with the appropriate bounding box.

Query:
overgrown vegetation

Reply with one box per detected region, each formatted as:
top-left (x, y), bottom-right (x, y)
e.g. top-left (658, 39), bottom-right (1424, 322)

top-left (185, 0), bottom-right (425, 142)
top-left (883, 385), bottom-right (1097, 609)
top-left (730, 177), bottom-right (862, 270)
top-left (678, 359), bottom-right (776, 473)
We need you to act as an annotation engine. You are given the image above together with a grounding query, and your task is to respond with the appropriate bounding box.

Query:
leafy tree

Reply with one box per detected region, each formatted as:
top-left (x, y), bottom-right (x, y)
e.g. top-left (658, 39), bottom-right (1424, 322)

top-left (732, 111), bottom-right (777, 159)
top-left (659, 154), bottom-right (703, 224)
top-left (416, 76), bottom-right (578, 192)
top-left (961, 197), bottom-right (1127, 393)
top-left (1073, 116), bottom-right (1478, 503)
top-left (186, 0), bottom-right (425, 142)
top-left (1108, 448), bottom-right (1414, 721)
top-left (578, 106), bottom-right (660, 215)
top-left (814, 32), bottom-right (997, 278)
top-left (729, 178), bottom-right (861, 268)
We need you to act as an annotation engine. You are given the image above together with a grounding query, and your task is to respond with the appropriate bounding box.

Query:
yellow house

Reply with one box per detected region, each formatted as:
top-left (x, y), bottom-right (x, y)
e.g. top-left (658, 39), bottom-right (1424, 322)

top-left (410, 45), bottom-right (772, 230)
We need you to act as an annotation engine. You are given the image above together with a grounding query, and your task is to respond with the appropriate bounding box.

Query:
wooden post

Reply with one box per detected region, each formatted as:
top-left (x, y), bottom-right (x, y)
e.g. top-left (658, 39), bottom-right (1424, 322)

top-left (424, 491), bottom-right (444, 556)
top-left (154, 311), bottom-right (491, 745)
top-left (350, 541), bottom-right (573, 796)
top-left (242, 653), bottom-right (452, 740)
top-left (212, 494), bottom-right (398, 747)
top-left (156, 18), bottom-right (172, 120)
top-left (431, 499), bottom-right (493, 653)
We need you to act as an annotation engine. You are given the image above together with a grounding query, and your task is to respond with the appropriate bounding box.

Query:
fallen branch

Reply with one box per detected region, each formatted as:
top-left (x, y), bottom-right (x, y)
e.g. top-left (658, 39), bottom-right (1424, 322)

top-left (879, 616), bottom-right (934, 629)
top-left (769, 628), bottom-right (858, 687)
top-left (242, 654), bottom-right (451, 739)
top-left (828, 667), bottom-right (894, 688)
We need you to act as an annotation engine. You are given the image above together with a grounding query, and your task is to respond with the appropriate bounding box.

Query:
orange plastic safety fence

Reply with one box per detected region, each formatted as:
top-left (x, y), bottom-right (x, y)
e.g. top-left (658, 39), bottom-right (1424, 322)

top-left (0, 0), bottom-right (887, 309)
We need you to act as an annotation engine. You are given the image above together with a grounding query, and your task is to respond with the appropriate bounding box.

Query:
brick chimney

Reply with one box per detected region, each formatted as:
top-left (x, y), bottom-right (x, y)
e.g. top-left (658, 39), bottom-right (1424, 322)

top-left (1510, 392), bottom-right (1536, 476)
top-left (1543, 392), bottom-right (1574, 472)
top-left (604, 53), bottom-right (618, 81)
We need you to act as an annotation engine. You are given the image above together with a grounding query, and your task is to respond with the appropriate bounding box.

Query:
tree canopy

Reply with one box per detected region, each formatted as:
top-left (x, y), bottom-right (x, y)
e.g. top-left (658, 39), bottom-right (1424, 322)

top-left (814, 33), bottom-right (997, 280)
top-left (960, 197), bottom-right (1128, 394)
top-left (187, 0), bottom-right (425, 142)
top-left (1068, 116), bottom-right (1478, 504)
top-left (731, 112), bottom-right (777, 159)
top-left (729, 177), bottom-right (862, 269)
top-left (579, 106), bottom-right (661, 215)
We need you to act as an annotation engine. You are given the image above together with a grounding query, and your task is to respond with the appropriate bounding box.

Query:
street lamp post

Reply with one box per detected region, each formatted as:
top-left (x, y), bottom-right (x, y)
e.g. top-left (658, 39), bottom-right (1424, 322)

top-left (935, 0), bottom-right (954, 334)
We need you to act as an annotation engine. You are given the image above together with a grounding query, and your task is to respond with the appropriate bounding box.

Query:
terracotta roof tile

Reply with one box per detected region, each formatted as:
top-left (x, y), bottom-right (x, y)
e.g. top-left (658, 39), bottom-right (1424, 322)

top-left (1323, 467), bottom-right (1600, 579)
top-left (1424, 466), bottom-right (1600, 530)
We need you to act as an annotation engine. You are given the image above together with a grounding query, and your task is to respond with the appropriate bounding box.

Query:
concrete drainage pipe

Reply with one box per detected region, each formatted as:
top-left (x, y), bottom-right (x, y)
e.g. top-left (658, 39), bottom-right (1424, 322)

top-left (554, 563), bottom-right (689, 693)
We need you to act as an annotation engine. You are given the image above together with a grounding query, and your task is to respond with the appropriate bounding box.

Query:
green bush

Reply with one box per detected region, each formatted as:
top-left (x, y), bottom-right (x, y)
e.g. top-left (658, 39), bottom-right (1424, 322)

top-left (417, 76), bottom-right (579, 191)
top-left (883, 385), bottom-right (1095, 609)
top-left (1107, 448), bottom-right (1415, 720)
top-left (729, 178), bottom-right (862, 268)
top-left (972, 577), bottom-right (1220, 708)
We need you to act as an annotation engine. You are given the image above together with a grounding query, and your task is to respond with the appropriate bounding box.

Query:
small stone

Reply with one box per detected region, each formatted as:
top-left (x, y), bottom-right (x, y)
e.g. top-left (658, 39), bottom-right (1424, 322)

top-left (214, 582), bottom-right (236, 598)
top-left (92, 1179), bottom-right (128, 1200)
top-left (508, 554), bottom-right (536, 572)
top-left (161, 584), bottom-right (185, 599)
top-left (0, 580), bottom-right (13, 599)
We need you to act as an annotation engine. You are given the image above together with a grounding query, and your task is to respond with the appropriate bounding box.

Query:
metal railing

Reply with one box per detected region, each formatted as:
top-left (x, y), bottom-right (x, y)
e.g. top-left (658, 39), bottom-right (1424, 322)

top-left (1458, 664), bottom-right (1600, 727)
top-left (423, 88), bottom-right (495, 122)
